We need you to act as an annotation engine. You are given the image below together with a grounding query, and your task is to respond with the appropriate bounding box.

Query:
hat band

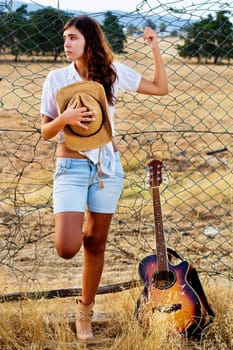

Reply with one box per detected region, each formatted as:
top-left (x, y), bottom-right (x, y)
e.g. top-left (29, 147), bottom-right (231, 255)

top-left (66, 119), bottom-right (104, 138)
top-left (65, 94), bottom-right (106, 138)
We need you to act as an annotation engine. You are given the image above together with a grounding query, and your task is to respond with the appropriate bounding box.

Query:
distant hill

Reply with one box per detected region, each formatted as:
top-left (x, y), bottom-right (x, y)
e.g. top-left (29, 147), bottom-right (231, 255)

top-left (12, 1), bottom-right (42, 12)
top-left (11, 1), bottom-right (192, 34)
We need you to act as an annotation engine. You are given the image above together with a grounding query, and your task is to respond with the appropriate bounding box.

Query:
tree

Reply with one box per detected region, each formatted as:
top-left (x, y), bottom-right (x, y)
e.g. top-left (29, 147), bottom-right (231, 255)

top-left (28, 7), bottom-right (70, 61)
top-left (126, 23), bottom-right (137, 35)
top-left (0, 5), bottom-right (70, 61)
top-left (177, 11), bottom-right (233, 64)
top-left (102, 11), bottom-right (127, 54)
top-left (0, 5), bottom-right (29, 61)
top-left (144, 18), bottom-right (156, 30)
top-left (159, 22), bottom-right (167, 37)
top-left (213, 11), bottom-right (233, 62)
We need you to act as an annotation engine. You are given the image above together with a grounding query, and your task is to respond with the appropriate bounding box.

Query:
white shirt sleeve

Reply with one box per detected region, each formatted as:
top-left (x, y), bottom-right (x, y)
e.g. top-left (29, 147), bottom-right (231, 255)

top-left (40, 71), bottom-right (58, 119)
top-left (114, 62), bottom-right (142, 92)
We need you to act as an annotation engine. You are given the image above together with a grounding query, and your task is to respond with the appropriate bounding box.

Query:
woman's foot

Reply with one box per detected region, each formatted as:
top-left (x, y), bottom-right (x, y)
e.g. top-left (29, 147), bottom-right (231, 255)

top-left (75, 299), bottom-right (94, 341)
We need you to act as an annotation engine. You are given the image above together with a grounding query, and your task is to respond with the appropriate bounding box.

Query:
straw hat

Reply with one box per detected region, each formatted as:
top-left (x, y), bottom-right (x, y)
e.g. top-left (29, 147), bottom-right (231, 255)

top-left (56, 81), bottom-right (112, 151)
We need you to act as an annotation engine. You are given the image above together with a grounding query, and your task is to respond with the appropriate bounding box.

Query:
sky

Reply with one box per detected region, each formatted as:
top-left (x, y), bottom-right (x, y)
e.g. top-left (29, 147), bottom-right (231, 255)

top-left (24, 0), bottom-right (149, 12)
top-left (23, 0), bottom-right (223, 13)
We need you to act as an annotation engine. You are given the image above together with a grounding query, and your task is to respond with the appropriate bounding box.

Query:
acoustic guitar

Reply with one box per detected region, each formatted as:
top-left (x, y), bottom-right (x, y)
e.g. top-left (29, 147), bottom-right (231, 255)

top-left (136, 159), bottom-right (207, 337)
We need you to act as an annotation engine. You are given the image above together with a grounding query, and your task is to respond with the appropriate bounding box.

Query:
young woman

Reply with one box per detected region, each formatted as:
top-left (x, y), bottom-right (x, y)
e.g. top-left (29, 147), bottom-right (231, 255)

top-left (40, 15), bottom-right (168, 341)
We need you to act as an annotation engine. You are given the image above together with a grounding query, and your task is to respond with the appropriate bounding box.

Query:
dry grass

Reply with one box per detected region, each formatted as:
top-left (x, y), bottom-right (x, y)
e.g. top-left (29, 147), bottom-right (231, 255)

top-left (0, 283), bottom-right (232, 350)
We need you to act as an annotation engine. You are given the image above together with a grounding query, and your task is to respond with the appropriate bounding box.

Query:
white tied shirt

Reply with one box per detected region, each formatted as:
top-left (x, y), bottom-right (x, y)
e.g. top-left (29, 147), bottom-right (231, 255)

top-left (40, 61), bottom-right (142, 175)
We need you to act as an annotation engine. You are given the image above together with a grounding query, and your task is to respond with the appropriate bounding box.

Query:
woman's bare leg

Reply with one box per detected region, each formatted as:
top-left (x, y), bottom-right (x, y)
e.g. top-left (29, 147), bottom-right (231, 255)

top-left (82, 211), bottom-right (113, 304)
top-left (54, 210), bottom-right (112, 299)
top-left (54, 210), bottom-right (112, 340)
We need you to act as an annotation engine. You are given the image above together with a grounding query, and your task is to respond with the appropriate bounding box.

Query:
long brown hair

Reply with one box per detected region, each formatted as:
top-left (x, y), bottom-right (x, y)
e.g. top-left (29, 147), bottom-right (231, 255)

top-left (64, 16), bottom-right (117, 105)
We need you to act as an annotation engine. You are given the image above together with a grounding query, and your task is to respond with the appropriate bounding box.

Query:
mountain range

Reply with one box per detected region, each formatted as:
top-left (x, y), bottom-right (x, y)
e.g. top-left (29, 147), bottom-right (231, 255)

top-left (11, 1), bottom-right (192, 34)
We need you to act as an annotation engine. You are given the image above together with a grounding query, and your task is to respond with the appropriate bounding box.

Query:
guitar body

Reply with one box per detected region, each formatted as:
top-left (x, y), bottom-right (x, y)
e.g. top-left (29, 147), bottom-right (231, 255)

top-left (137, 254), bottom-right (207, 337)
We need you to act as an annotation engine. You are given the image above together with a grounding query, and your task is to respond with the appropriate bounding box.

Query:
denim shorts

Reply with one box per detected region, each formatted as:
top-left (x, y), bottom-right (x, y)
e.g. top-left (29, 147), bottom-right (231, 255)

top-left (53, 152), bottom-right (124, 214)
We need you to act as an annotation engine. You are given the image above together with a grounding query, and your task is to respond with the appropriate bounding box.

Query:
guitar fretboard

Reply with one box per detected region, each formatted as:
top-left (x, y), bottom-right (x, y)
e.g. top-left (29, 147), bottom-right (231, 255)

top-left (152, 186), bottom-right (169, 273)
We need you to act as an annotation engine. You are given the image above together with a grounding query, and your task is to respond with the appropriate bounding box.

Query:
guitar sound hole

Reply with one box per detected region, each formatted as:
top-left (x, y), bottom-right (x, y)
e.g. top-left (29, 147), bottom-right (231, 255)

top-left (152, 270), bottom-right (176, 289)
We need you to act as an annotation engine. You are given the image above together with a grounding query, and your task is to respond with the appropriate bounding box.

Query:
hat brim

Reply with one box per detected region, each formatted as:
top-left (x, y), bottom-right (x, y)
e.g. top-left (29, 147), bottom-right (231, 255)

top-left (64, 123), bottom-right (112, 151)
top-left (56, 81), bottom-right (112, 151)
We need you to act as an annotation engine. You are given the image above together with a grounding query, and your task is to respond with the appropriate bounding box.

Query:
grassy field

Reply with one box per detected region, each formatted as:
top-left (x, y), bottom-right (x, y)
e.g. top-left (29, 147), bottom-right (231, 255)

top-left (0, 283), bottom-right (232, 349)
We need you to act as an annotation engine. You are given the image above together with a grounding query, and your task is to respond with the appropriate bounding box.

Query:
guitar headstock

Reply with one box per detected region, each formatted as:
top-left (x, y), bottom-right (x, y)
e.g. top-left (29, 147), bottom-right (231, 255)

top-left (148, 159), bottom-right (163, 187)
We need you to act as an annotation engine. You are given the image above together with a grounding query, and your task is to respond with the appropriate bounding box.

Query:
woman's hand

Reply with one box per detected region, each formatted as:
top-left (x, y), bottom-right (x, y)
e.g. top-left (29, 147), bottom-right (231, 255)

top-left (64, 101), bottom-right (96, 130)
top-left (41, 101), bottom-right (96, 140)
top-left (143, 26), bottom-right (159, 49)
top-left (137, 26), bottom-right (168, 96)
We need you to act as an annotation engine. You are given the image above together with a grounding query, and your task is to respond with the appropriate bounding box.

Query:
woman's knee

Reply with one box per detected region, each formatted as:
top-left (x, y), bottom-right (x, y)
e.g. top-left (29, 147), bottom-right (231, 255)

top-left (55, 241), bottom-right (82, 259)
top-left (54, 212), bottom-right (84, 259)
top-left (83, 235), bottom-right (106, 255)
top-left (54, 228), bottom-right (83, 259)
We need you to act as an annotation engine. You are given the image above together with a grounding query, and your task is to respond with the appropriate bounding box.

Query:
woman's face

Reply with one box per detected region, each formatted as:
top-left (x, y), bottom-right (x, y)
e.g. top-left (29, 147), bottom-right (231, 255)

top-left (63, 26), bottom-right (86, 61)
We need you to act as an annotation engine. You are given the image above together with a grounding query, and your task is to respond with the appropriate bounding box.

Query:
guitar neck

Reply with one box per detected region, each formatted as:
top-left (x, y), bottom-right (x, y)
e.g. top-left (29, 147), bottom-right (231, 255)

top-left (152, 186), bottom-right (169, 272)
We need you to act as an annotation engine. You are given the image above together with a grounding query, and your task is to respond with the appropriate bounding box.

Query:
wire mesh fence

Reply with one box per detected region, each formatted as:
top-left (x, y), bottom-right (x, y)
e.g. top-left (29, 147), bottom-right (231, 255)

top-left (0, 0), bottom-right (232, 294)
